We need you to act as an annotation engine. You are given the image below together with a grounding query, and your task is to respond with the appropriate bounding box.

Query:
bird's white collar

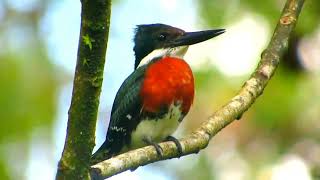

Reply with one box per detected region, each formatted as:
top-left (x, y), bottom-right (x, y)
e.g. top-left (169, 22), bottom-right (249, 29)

top-left (137, 46), bottom-right (189, 68)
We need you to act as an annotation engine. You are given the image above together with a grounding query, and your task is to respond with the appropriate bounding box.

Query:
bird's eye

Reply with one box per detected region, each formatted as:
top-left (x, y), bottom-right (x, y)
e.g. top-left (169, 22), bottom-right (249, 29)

top-left (158, 34), bottom-right (167, 41)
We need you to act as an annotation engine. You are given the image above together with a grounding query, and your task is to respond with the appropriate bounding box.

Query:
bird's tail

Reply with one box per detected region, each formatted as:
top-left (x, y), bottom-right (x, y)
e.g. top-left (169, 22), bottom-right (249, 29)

top-left (90, 141), bottom-right (113, 165)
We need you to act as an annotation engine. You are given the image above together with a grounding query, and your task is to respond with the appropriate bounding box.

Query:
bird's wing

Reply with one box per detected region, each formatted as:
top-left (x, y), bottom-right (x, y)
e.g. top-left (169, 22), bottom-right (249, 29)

top-left (111, 65), bottom-right (147, 115)
top-left (92, 65), bottom-right (147, 162)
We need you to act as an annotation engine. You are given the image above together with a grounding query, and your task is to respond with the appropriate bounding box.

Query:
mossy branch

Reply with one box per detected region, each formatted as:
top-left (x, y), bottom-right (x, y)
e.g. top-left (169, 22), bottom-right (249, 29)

top-left (56, 0), bottom-right (111, 179)
top-left (90, 0), bottom-right (305, 179)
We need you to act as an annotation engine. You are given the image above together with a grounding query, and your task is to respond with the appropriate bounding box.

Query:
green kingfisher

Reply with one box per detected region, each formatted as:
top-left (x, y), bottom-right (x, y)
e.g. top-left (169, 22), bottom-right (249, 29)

top-left (91, 24), bottom-right (225, 163)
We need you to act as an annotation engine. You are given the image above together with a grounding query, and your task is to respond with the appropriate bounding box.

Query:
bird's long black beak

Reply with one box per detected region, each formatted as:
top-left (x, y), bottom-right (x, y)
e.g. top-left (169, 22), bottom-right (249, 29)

top-left (171, 29), bottom-right (225, 47)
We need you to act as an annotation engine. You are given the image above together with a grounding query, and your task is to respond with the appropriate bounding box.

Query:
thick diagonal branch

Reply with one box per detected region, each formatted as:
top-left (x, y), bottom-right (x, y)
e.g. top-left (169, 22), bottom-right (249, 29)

top-left (90, 0), bottom-right (305, 179)
top-left (56, 0), bottom-right (111, 179)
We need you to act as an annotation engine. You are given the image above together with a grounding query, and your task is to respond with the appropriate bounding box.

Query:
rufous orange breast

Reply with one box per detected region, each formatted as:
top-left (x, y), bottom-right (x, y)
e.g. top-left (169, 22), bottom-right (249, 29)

top-left (140, 56), bottom-right (194, 114)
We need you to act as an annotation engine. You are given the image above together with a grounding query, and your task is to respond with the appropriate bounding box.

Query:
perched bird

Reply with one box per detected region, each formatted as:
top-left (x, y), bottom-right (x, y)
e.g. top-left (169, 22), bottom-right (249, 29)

top-left (91, 24), bottom-right (225, 163)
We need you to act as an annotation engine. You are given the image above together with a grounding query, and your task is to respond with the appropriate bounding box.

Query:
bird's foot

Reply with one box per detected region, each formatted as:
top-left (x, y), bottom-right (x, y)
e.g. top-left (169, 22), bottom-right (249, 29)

top-left (142, 136), bottom-right (163, 157)
top-left (236, 113), bottom-right (243, 120)
top-left (165, 136), bottom-right (183, 156)
top-left (130, 167), bottom-right (138, 172)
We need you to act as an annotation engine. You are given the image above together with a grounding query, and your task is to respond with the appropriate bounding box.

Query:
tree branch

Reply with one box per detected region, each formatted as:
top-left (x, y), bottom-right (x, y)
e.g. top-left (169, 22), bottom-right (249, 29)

top-left (90, 0), bottom-right (305, 179)
top-left (56, 0), bottom-right (111, 179)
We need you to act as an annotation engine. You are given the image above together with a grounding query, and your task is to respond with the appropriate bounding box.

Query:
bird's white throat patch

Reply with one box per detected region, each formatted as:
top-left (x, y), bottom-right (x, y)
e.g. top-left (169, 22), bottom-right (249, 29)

top-left (138, 45), bottom-right (189, 68)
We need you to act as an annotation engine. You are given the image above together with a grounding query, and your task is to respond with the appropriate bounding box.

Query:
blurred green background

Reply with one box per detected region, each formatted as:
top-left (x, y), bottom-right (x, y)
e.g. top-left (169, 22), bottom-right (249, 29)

top-left (0, 0), bottom-right (319, 179)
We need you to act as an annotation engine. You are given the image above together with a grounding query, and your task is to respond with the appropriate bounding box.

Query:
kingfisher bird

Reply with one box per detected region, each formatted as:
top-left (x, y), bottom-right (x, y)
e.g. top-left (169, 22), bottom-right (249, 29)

top-left (91, 24), bottom-right (225, 164)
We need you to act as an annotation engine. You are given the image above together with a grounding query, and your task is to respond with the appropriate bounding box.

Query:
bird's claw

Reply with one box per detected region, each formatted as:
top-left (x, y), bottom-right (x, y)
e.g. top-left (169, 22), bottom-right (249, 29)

top-left (142, 136), bottom-right (164, 157)
top-left (166, 136), bottom-right (183, 156)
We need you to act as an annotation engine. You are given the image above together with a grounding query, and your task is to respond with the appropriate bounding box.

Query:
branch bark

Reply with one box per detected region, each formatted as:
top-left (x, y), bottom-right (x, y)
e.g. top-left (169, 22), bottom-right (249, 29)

top-left (90, 0), bottom-right (305, 179)
top-left (56, 0), bottom-right (111, 179)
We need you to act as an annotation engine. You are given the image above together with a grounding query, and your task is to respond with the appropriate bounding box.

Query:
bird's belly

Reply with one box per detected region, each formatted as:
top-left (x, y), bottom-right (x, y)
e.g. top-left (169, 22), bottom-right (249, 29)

top-left (129, 103), bottom-right (183, 149)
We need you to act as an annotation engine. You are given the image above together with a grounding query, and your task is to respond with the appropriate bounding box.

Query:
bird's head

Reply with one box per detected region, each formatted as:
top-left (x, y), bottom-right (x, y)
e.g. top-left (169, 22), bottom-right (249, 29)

top-left (133, 23), bottom-right (225, 69)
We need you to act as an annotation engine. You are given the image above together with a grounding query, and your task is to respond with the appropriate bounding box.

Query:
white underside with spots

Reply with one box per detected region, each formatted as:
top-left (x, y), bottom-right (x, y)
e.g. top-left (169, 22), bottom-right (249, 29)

top-left (128, 103), bottom-right (183, 150)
